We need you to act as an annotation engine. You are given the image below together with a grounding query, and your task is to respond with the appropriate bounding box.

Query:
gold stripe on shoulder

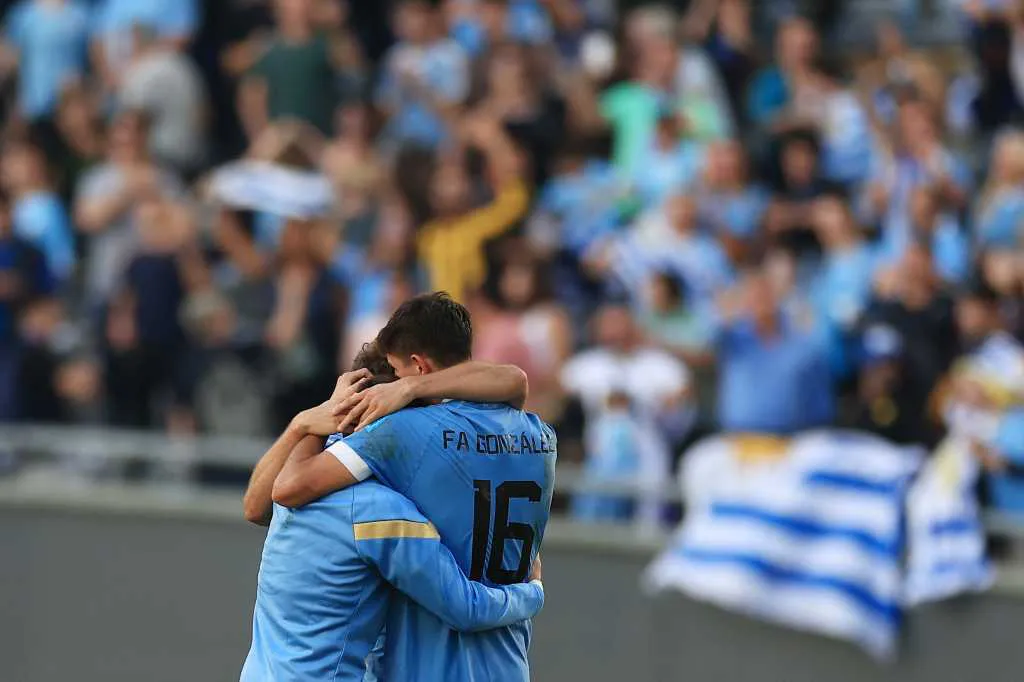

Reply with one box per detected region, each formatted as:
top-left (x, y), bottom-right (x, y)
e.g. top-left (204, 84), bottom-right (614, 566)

top-left (353, 519), bottom-right (440, 541)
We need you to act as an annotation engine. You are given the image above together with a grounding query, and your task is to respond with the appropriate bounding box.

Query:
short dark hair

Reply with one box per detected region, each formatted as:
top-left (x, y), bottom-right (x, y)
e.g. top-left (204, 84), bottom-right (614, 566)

top-left (375, 292), bottom-right (472, 368)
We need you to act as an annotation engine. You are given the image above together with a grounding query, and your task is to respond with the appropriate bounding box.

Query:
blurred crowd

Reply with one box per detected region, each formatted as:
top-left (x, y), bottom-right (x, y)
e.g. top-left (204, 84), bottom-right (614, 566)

top-left (2, 0), bottom-right (1024, 513)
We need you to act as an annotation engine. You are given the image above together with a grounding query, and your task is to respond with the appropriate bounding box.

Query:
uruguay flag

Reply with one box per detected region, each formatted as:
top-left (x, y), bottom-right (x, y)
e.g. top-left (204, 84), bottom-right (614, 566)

top-left (645, 431), bottom-right (923, 659)
top-left (903, 436), bottom-right (993, 606)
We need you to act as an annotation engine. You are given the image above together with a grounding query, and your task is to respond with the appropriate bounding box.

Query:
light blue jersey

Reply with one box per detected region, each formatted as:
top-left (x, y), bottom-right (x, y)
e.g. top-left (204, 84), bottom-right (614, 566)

top-left (4, 0), bottom-right (91, 119)
top-left (241, 481), bottom-right (544, 682)
top-left (326, 401), bottom-right (557, 681)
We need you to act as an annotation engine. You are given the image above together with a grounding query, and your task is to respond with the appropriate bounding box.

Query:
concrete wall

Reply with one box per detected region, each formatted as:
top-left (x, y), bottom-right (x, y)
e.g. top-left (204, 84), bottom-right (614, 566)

top-left (4, 504), bottom-right (1024, 682)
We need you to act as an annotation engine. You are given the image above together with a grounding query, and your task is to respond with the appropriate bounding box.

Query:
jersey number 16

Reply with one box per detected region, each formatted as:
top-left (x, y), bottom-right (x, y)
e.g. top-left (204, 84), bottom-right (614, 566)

top-left (469, 480), bottom-right (542, 585)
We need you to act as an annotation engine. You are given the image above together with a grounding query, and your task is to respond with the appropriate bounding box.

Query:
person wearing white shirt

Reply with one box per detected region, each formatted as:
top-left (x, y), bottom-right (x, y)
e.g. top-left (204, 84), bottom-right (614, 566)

top-left (560, 304), bottom-right (693, 528)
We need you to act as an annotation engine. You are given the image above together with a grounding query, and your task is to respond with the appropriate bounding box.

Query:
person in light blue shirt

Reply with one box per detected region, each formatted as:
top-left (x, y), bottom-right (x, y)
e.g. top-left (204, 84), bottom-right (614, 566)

top-left (606, 194), bottom-right (734, 306)
top-left (3, 0), bottom-right (91, 120)
top-left (273, 293), bottom-right (557, 682)
top-left (715, 269), bottom-right (835, 433)
top-left (818, 81), bottom-right (875, 187)
top-left (533, 144), bottom-right (625, 257)
top-left (972, 131), bottom-right (1024, 249)
top-left (570, 390), bottom-right (644, 522)
top-left (859, 100), bottom-right (973, 230)
top-left (631, 111), bottom-right (704, 209)
top-left (91, 0), bottom-right (197, 86)
top-left (2, 140), bottom-right (74, 283)
top-left (974, 187), bottom-right (1024, 249)
top-left (241, 477), bottom-right (543, 682)
top-left (450, 0), bottom-right (553, 57)
top-left (881, 185), bottom-right (971, 285)
top-left (377, 0), bottom-right (469, 149)
top-left (810, 194), bottom-right (880, 331)
top-left (11, 191), bottom-right (74, 283)
top-left (983, 410), bottom-right (1024, 513)
top-left (694, 140), bottom-right (769, 243)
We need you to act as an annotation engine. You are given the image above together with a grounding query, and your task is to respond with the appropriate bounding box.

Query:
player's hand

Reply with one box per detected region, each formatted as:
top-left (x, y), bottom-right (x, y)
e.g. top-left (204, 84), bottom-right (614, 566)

top-left (293, 370), bottom-right (372, 436)
top-left (293, 402), bottom-right (340, 437)
top-left (529, 553), bottom-right (542, 583)
top-left (334, 377), bottom-right (417, 432)
top-left (331, 368), bottom-right (373, 401)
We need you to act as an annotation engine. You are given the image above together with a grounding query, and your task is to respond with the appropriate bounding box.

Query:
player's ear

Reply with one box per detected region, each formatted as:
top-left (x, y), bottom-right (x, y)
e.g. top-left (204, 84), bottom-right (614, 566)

top-left (410, 353), bottom-right (433, 375)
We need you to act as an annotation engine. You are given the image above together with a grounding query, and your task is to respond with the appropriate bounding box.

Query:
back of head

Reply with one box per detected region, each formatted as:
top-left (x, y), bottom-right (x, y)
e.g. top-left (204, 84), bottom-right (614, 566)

top-left (351, 341), bottom-right (397, 381)
top-left (376, 292), bottom-right (473, 369)
top-left (349, 340), bottom-right (428, 420)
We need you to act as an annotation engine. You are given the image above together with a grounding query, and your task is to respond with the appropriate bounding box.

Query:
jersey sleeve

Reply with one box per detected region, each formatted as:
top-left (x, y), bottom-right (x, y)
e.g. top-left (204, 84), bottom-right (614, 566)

top-left (325, 410), bottom-right (430, 495)
top-left (354, 516), bottom-right (544, 632)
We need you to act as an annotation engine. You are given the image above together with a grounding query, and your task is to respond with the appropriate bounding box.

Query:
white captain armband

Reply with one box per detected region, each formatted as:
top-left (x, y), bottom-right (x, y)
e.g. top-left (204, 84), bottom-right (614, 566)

top-left (326, 438), bottom-right (372, 481)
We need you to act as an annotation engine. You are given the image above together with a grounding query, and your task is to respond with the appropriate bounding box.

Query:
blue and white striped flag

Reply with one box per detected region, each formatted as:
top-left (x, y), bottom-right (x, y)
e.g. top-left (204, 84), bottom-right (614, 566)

top-left (209, 161), bottom-right (334, 219)
top-left (645, 431), bottom-right (923, 659)
top-left (903, 437), bottom-right (993, 606)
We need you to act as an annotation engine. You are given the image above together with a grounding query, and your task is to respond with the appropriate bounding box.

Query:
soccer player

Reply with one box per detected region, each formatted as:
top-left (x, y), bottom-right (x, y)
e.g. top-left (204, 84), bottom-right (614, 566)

top-left (273, 292), bottom-right (558, 681)
top-left (241, 348), bottom-right (543, 682)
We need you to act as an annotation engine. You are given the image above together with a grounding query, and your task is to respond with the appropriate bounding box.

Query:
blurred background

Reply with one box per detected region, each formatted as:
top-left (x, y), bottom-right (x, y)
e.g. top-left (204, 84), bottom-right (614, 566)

top-left (5, 0), bottom-right (1024, 680)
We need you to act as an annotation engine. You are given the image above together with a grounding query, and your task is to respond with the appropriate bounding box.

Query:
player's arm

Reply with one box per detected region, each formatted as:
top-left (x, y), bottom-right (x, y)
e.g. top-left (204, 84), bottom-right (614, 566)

top-left (335, 361), bottom-right (529, 433)
top-left (273, 409), bottom-right (426, 507)
top-left (245, 370), bottom-right (370, 524)
top-left (272, 434), bottom-right (362, 508)
top-left (355, 517), bottom-right (544, 631)
top-left (243, 430), bottom-right (322, 525)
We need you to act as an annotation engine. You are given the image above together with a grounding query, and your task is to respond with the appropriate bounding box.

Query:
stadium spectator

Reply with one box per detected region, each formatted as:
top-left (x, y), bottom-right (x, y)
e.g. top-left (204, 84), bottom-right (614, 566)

top-left (746, 15), bottom-right (819, 131)
top-left (91, 0), bottom-right (199, 96)
top-left (0, 0), bottom-right (91, 122)
top-left (103, 194), bottom-right (192, 430)
top-left (0, 189), bottom-right (48, 419)
top-left (980, 248), bottom-right (1024, 341)
top-left (118, 23), bottom-right (208, 175)
top-left (320, 101), bottom-right (385, 246)
top-left (416, 112), bottom-right (527, 303)
top-left (861, 97), bottom-right (971, 231)
top-left (376, 0), bottom-right (469, 149)
top-left (74, 109), bottom-right (184, 309)
top-left (569, 389), bottom-right (649, 523)
top-left (764, 129), bottom-right (838, 257)
top-left (693, 139), bottom-right (767, 257)
top-left (809, 193), bottom-right (877, 332)
top-left (637, 269), bottom-right (717, 431)
top-left (973, 129), bottom-right (1024, 248)
top-left (455, 0), bottom-right (555, 57)
top-left (601, 192), bottom-right (734, 305)
top-left (881, 184), bottom-right (971, 286)
top-left (239, 0), bottom-right (346, 139)
top-left (474, 241), bottom-right (572, 421)
top-left (16, 296), bottom-right (78, 423)
top-left (48, 84), bottom-right (105, 204)
top-left (0, 137), bottom-right (73, 284)
top-left (630, 108), bottom-right (704, 208)
top-left (683, 0), bottom-right (756, 128)
top-left (264, 215), bottom-right (345, 431)
top-left (864, 243), bottom-right (958, 410)
top-left (560, 302), bottom-right (691, 524)
top-left (469, 40), bottom-right (566, 188)
top-left (714, 267), bottom-right (835, 433)
top-left (849, 323), bottom-right (940, 447)
top-left (602, 4), bottom-right (731, 175)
